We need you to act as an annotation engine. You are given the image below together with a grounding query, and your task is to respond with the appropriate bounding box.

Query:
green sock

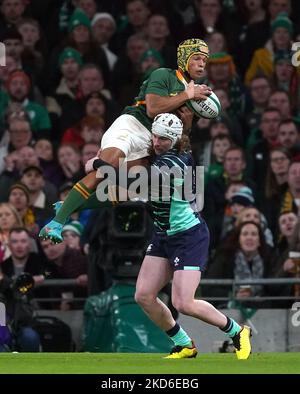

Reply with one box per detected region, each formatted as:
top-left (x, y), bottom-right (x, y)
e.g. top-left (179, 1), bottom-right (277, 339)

top-left (54, 182), bottom-right (94, 225)
top-left (220, 317), bottom-right (241, 338)
top-left (166, 323), bottom-right (192, 347)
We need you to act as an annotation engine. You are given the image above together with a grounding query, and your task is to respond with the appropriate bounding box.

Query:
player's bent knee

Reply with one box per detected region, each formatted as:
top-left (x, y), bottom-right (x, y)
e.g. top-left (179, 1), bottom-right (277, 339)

top-left (172, 299), bottom-right (193, 315)
top-left (135, 290), bottom-right (154, 307)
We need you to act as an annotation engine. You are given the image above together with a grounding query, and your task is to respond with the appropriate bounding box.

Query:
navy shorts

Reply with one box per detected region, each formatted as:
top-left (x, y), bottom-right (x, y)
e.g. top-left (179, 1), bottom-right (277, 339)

top-left (146, 223), bottom-right (210, 272)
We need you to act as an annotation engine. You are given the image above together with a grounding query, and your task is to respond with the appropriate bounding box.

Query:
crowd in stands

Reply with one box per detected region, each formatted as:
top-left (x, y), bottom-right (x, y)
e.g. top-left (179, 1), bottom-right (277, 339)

top-left (0, 0), bottom-right (300, 313)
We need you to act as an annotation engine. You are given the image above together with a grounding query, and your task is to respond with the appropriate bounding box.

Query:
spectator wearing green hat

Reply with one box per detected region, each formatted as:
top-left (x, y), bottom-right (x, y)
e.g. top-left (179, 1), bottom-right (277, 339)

top-left (245, 12), bottom-right (297, 85)
top-left (68, 7), bottom-right (91, 33)
top-left (140, 48), bottom-right (165, 80)
top-left (62, 220), bottom-right (83, 251)
top-left (46, 8), bottom-right (110, 98)
top-left (66, 8), bottom-right (109, 83)
top-left (46, 47), bottom-right (82, 133)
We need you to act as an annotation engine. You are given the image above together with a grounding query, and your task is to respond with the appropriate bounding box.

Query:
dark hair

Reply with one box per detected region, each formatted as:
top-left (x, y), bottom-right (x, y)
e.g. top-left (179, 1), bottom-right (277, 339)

top-left (278, 118), bottom-right (298, 131)
top-left (262, 107), bottom-right (281, 117)
top-left (212, 134), bottom-right (232, 144)
top-left (9, 227), bottom-right (30, 237)
top-left (224, 145), bottom-right (246, 162)
top-left (265, 146), bottom-right (291, 199)
top-left (220, 221), bottom-right (267, 259)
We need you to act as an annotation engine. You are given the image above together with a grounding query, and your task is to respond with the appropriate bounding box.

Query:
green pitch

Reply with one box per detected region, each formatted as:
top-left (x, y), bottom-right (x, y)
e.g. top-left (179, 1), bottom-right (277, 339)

top-left (0, 353), bottom-right (300, 374)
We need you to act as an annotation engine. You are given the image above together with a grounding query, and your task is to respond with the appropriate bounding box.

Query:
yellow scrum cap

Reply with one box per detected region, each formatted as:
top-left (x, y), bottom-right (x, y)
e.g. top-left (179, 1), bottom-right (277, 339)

top-left (177, 38), bottom-right (209, 73)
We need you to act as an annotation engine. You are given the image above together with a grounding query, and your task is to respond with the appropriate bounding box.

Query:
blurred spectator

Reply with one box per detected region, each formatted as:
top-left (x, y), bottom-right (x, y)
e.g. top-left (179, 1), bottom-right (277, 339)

top-left (8, 183), bottom-right (40, 236)
top-left (139, 48), bottom-right (165, 80)
top-left (0, 202), bottom-right (22, 263)
top-left (268, 89), bottom-right (292, 120)
top-left (205, 52), bottom-right (248, 120)
top-left (264, 146), bottom-right (291, 203)
top-left (40, 238), bottom-right (88, 310)
top-left (221, 186), bottom-right (255, 240)
top-left (272, 50), bottom-right (300, 115)
top-left (66, 8), bottom-right (109, 84)
top-left (61, 115), bottom-right (105, 147)
top-left (247, 108), bottom-right (281, 203)
top-left (192, 114), bottom-right (232, 167)
top-left (181, 0), bottom-right (238, 53)
top-left (3, 70), bottom-right (51, 135)
top-left (267, 160), bottom-right (300, 237)
top-left (145, 13), bottom-right (177, 69)
top-left (1, 227), bottom-right (45, 286)
top-left (79, 116), bottom-right (103, 145)
top-left (204, 221), bottom-right (275, 305)
top-left (0, 145), bottom-right (43, 202)
top-left (34, 139), bottom-right (65, 188)
top-left (1, 27), bottom-right (45, 89)
top-left (273, 210), bottom-right (300, 304)
top-left (235, 206), bottom-right (274, 248)
top-left (211, 91), bottom-right (244, 145)
top-left (235, 0), bottom-right (269, 77)
top-left (205, 134), bottom-right (232, 184)
top-left (17, 17), bottom-right (47, 81)
top-left (0, 102), bottom-right (29, 147)
top-left (247, 107), bottom-right (281, 149)
top-left (0, 54), bottom-right (17, 89)
top-left (1, 27), bottom-right (23, 65)
top-left (245, 76), bottom-right (272, 139)
top-left (62, 220), bottom-right (83, 251)
top-left (277, 210), bottom-right (298, 254)
top-left (112, 33), bottom-right (149, 107)
top-left (205, 30), bottom-right (227, 55)
top-left (277, 119), bottom-right (300, 152)
top-left (77, 61), bottom-right (104, 95)
top-left (203, 147), bottom-right (256, 248)
top-left (268, 0), bottom-right (292, 22)
top-left (20, 165), bottom-right (55, 209)
top-left (0, 0), bottom-right (27, 39)
top-left (84, 91), bottom-right (120, 129)
top-left (57, 143), bottom-right (83, 182)
top-left (91, 13), bottom-right (118, 71)
top-left (0, 117), bottom-right (32, 175)
top-left (81, 142), bottom-right (99, 166)
top-left (77, 0), bottom-right (98, 20)
top-left (111, 0), bottom-right (151, 54)
top-left (47, 8), bottom-right (110, 93)
top-left (245, 12), bottom-right (296, 85)
top-left (46, 47), bottom-right (82, 140)
top-left (58, 63), bottom-right (114, 132)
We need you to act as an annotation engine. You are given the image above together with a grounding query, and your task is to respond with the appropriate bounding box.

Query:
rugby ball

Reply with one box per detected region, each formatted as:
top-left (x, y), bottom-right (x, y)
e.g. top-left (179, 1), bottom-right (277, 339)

top-left (188, 91), bottom-right (221, 119)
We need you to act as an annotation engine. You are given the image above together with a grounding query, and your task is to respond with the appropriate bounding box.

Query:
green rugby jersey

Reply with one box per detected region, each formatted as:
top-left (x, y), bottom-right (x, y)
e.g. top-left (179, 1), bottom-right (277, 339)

top-left (123, 68), bottom-right (186, 131)
top-left (150, 149), bottom-right (201, 235)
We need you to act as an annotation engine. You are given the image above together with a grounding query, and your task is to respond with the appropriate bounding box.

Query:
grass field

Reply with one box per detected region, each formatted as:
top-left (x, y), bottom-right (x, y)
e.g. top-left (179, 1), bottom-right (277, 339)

top-left (0, 353), bottom-right (300, 374)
